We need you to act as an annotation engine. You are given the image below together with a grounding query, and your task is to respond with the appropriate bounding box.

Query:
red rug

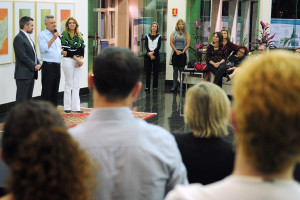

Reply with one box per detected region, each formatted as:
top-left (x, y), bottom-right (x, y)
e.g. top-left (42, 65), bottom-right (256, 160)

top-left (0, 107), bottom-right (156, 131)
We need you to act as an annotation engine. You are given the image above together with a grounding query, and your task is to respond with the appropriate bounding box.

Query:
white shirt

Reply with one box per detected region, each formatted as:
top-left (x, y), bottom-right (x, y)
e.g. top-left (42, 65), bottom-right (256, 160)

top-left (165, 175), bottom-right (300, 200)
top-left (21, 30), bottom-right (37, 64)
top-left (69, 107), bottom-right (188, 200)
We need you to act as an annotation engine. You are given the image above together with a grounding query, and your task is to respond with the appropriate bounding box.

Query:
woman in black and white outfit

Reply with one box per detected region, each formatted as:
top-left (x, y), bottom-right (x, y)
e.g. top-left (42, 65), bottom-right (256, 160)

top-left (144, 22), bottom-right (161, 92)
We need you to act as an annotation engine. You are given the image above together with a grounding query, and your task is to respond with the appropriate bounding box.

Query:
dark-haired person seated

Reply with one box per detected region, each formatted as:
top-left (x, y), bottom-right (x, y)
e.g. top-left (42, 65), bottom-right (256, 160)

top-left (175, 82), bottom-right (234, 185)
top-left (0, 101), bottom-right (93, 200)
top-left (225, 45), bottom-right (249, 81)
top-left (166, 50), bottom-right (300, 200)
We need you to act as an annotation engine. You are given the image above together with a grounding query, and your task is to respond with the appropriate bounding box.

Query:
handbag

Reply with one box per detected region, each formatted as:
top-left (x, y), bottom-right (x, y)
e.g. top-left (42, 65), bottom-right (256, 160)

top-left (195, 63), bottom-right (208, 72)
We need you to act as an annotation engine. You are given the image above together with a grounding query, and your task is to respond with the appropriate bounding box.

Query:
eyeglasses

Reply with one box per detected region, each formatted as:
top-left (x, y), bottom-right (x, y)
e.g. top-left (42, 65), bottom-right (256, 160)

top-left (238, 50), bottom-right (245, 54)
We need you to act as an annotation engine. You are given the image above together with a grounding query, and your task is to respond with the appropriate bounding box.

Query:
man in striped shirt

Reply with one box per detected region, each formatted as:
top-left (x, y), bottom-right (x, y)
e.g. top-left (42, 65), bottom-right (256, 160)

top-left (69, 47), bottom-right (188, 200)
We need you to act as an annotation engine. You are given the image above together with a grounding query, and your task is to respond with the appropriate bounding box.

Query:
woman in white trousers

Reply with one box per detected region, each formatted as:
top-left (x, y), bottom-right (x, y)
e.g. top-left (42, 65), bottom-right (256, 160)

top-left (61, 17), bottom-right (85, 113)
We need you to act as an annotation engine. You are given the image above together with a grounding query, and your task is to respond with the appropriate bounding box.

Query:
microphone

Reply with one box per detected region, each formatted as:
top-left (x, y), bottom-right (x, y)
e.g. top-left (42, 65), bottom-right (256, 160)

top-left (53, 29), bottom-right (61, 39)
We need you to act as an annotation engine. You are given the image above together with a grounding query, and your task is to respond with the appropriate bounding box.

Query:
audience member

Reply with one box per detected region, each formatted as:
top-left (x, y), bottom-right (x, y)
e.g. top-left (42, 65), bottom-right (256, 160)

top-left (69, 47), bottom-right (188, 200)
top-left (225, 45), bottom-right (249, 81)
top-left (295, 47), bottom-right (300, 54)
top-left (257, 44), bottom-right (266, 54)
top-left (170, 19), bottom-right (190, 92)
top-left (175, 82), bottom-right (234, 185)
top-left (0, 101), bottom-right (93, 200)
top-left (144, 22), bottom-right (161, 92)
top-left (166, 50), bottom-right (300, 200)
top-left (221, 29), bottom-right (239, 57)
top-left (38, 15), bottom-right (62, 106)
top-left (13, 16), bottom-right (41, 104)
top-left (206, 32), bottom-right (226, 87)
top-left (61, 17), bottom-right (85, 113)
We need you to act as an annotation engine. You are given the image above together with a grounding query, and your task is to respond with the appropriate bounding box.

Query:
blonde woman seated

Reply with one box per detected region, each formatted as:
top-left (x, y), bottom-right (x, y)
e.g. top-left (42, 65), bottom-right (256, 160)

top-left (0, 101), bottom-right (93, 200)
top-left (174, 82), bottom-right (234, 185)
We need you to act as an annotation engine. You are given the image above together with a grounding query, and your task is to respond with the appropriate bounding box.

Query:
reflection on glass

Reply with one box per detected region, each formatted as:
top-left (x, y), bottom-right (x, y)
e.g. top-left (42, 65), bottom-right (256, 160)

top-left (111, 11), bottom-right (115, 39)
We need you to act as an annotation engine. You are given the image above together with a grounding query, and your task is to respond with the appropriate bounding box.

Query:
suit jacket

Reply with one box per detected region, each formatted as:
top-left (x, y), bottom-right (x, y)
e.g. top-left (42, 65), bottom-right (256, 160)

top-left (13, 31), bottom-right (40, 80)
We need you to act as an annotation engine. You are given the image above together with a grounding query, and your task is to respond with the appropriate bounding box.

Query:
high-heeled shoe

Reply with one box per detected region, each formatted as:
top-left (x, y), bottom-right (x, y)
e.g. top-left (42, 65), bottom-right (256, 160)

top-left (145, 88), bottom-right (150, 92)
top-left (171, 88), bottom-right (177, 93)
top-left (153, 88), bottom-right (158, 92)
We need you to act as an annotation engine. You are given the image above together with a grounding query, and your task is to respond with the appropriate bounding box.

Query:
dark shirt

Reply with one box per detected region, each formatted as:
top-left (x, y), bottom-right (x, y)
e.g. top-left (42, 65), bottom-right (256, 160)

top-left (206, 44), bottom-right (226, 64)
top-left (223, 41), bottom-right (239, 58)
top-left (61, 32), bottom-right (85, 58)
top-left (226, 55), bottom-right (246, 68)
top-left (175, 132), bottom-right (235, 185)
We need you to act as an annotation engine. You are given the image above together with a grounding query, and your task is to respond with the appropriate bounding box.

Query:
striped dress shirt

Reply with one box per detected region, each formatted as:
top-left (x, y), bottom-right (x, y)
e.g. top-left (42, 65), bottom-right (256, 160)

top-left (69, 107), bottom-right (188, 200)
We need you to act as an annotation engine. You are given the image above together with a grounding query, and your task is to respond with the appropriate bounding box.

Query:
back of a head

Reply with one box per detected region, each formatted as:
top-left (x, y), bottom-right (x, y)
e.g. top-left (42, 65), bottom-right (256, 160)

top-left (93, 47), bottom-right (142, 101)
top-left (2, 101), bottom-right (93, 200)
top-left (233, 50), bottom-right (300, 174)
top-left (184, 82), bottom-right (230, 138)
top-left (3, 101), bottom-right (65, 160)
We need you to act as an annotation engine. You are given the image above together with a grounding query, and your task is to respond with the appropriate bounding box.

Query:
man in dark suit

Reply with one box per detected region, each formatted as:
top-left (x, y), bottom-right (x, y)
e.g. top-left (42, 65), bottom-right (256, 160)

top-left (13, 16), bottom-right (41, 103)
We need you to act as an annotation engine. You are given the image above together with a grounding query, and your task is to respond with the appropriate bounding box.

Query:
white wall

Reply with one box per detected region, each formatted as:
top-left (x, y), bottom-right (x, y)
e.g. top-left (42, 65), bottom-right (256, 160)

top-left (165, 1), bottom-right (186, 81)
top-left (0, 0), bottom-right (88, 104)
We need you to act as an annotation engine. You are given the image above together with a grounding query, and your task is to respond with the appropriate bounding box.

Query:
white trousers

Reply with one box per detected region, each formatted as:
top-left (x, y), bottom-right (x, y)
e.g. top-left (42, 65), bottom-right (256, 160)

top-left (62, 57), bottom-right (82, 111)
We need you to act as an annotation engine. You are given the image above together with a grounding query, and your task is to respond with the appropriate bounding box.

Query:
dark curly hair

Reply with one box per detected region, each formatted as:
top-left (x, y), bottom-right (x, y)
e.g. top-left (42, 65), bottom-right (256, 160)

top-left (2, 101), bottom-right (94, 200)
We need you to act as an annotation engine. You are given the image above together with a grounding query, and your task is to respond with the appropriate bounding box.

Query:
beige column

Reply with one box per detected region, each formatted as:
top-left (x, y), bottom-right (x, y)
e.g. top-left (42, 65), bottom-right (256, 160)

top-left (165, 1), bottom-right (186, 81)
top-left (210, 0), bottom-right (220, 35)
top-left (259, 0), bottom-right (272, 31)
top-left (118, 0), bottom-right (129, 48)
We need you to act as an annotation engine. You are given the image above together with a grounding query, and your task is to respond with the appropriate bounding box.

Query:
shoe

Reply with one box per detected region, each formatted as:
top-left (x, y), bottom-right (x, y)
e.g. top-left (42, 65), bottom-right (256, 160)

top-left (226, 74), bottom-right (231, 82)
top-left (153, 88), bottom-right (158, 92)
top-left (145, 88), bottom-right (150, 92)
top-left (171, 88), bottom-right (177, 93)
top-left (73, 110), bottom-right (83, 113)
top-left (64, 110), bottom-right (71, 113)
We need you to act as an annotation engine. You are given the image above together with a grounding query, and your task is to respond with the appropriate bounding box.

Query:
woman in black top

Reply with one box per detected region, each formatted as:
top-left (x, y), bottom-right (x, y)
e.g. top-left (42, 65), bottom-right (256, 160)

top-left (206, 32), bottom-right (226, 87)
top-left (175, 82), bottom-right (234, 185)
top-left (144, 22), bottom-right (161, 92)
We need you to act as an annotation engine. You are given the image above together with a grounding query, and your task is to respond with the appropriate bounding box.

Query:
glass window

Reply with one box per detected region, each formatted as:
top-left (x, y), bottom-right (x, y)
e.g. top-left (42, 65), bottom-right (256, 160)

top-left (271, 0), bottom-right (300, 49)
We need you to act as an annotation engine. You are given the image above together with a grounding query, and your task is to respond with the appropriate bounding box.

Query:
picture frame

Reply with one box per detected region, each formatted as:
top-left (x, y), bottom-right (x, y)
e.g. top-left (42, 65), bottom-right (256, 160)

top-left (36, 2), bottom-right (55, 59)
top-left (0, 1), bottom-right (13, 64)
top-left (56, 3), bottom-right (75, 33)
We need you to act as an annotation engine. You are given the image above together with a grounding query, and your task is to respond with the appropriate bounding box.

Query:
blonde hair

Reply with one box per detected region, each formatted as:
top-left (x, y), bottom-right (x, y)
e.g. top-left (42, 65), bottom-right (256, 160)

top-left (221, 29), bottom-right (231, 41)
top-left (233, 50), bottom-right (300, 174)
top-left (65, 17), bottom-right (83, 39)
top-left (175, 19), bottom-right (189, 39)
top-left (184, 82), bottom-right (230, 138)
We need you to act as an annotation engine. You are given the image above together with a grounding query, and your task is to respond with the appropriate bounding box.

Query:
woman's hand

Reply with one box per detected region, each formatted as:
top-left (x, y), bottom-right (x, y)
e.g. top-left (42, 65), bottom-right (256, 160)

top-left (148, 51), bottom-right (154, 57)
top-left (227, 67), bottom-right (236, 71)
top-left (62, 51), bottom-right (67, 57)
top-left (150, 55), bottom-right (156, 60)
top-left (214, 62), bottom-right (220, 68)
top-left (176, 50), bottom-right (183, 55)
top-left (76, 59), bottom-right (84, 67)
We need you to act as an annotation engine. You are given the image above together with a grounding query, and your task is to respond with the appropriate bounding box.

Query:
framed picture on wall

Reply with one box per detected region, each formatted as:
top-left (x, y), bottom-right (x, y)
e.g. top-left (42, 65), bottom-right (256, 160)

top-left (14, 1), bottom-right (36, 62)
top-left (36, 2), bottom-right (55, 59)
top-left (14, 2), bottom-right (35, 37)
top-left (56, 3), bottom-right (75, 33)
top-left (0, 1), bottom-right (13, 64)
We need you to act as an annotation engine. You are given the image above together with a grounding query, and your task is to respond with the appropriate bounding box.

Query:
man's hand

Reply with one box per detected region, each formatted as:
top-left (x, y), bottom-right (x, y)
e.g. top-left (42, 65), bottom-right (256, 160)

top-left (35, 64), bottom-right (41, 71)
top-left (62, 51), bottom-right (67, 56)
top-left (53, 31), bottom-right (60, 39)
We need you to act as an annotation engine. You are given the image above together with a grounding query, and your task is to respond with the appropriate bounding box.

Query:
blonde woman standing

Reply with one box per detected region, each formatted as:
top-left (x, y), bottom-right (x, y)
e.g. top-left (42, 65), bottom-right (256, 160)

top-left (170, 19), bottom-right (190, 92)
top-left (61, 17), bottom-right (85, 113)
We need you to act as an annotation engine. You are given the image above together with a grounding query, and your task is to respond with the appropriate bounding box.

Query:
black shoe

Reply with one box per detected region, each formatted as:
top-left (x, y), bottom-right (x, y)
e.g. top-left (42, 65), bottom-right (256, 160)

top-left (153, 88), bottom-right (158, 92)
top-left (73, 110), bottom-right (83, 113)
top-left (145, 88), bottom-right (150, 92)
top-left (64, 110), bottom-right (71, 113)
top-left (226, 75), bottom-right (231, 82)
top-left (171, 88), bottom-right (177, 93)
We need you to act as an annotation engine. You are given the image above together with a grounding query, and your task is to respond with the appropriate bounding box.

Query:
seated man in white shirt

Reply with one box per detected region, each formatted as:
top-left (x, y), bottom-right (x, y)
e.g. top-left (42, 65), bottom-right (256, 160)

top-left (165, 50), bottom-right (300, 200)
top-left (69, 47), bottom-right (188, 200)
